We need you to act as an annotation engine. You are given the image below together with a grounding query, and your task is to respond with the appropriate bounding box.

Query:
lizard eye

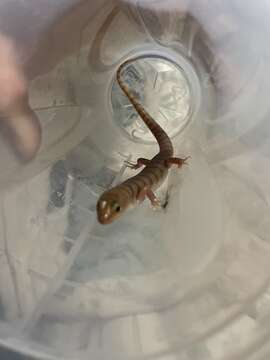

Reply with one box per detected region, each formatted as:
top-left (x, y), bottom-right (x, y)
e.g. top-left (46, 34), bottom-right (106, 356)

top-left (111, 201), bottom-right (121, 213)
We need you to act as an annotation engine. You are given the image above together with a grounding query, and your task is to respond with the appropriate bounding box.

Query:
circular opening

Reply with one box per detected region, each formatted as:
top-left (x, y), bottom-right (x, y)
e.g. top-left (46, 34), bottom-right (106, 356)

top-left (111, 54), bottom-right (199, 144)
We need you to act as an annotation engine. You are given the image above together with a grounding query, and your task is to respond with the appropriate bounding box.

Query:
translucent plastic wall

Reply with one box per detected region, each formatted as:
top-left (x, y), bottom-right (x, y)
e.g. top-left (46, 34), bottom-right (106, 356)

top-left (0, 1), bottom-right (270, 359)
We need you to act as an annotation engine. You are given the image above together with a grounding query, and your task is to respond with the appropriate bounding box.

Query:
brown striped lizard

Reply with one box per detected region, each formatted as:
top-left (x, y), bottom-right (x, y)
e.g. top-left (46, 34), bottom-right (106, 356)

top-left (97, 57), bottom-right (189, 225)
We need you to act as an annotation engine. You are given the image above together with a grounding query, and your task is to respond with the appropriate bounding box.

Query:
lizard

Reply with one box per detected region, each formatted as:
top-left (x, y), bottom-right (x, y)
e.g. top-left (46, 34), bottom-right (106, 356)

top-left (97, 57), bottom-right (189, 224)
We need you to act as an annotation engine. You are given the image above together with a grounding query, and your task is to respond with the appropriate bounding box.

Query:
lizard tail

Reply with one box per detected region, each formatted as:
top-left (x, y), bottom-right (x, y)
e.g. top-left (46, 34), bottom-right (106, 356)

top-left (117, 58), bottom-right (173, 157)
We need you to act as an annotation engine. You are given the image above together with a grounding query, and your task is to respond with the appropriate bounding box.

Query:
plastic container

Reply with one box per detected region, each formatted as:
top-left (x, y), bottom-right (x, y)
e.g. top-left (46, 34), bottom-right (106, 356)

top-left (1, 1), bottom-right (270, 359)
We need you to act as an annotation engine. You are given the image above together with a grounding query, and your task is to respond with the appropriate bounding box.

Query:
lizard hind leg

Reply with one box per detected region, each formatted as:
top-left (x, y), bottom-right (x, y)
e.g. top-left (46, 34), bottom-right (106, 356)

top-left (125, 157), bottom-right (151, 170)
top-left (165, 156), bottom-right (190, 169)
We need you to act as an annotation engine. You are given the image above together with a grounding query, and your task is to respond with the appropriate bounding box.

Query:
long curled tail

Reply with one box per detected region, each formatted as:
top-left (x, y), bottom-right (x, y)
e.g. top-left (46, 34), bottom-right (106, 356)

top-left (117, 58), bottom-right (173, 157)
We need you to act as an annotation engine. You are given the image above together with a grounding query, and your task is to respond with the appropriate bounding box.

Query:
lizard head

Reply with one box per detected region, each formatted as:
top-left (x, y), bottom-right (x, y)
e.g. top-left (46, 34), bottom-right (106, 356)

top-left (96, 187), bottom-right (130, 225)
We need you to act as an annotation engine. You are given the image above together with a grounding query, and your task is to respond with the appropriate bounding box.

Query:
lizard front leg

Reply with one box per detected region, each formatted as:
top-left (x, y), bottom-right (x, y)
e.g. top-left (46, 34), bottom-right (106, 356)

top-left (137, 187), bottom-right (161, 208)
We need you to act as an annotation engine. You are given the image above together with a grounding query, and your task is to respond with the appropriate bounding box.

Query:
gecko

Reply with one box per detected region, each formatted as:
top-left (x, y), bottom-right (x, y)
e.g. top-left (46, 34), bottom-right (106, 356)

top-left (96, 57), bottom-right (189, 224)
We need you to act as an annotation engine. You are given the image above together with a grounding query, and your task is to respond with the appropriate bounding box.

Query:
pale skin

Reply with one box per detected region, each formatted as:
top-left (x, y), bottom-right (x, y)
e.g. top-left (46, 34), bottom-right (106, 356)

top-left (0, 35), bottom-right (41, 161)
top-left (0, 1), bottom-right (107, 161)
